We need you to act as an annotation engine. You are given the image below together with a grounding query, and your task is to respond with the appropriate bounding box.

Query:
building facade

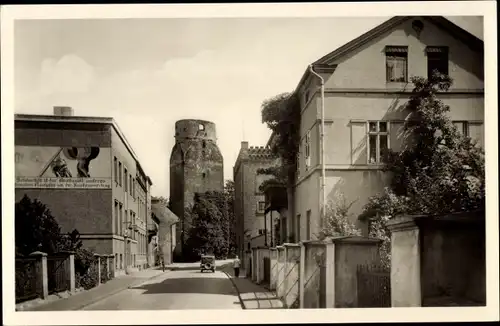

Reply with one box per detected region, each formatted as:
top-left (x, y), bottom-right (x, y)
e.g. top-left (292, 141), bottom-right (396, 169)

top-left (15, 107), bottom-right (154, 274)
top-left (169, 119), bottom-right (224, 260)
top-left (151, 198), bottom-right (179, 265)
top-left (233, 141), bottom-right (277, 260)
top-left (287, 16), bottom-right (484, 240)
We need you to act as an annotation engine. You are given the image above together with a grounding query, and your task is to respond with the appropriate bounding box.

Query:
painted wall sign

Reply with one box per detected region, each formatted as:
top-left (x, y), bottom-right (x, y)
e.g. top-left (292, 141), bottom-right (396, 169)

top-left (15, 146), bottom-right (112, 189)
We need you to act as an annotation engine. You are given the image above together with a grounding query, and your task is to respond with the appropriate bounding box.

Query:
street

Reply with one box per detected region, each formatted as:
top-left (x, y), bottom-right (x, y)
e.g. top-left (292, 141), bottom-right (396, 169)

top-left (82, 269), bottom-right (242, 310)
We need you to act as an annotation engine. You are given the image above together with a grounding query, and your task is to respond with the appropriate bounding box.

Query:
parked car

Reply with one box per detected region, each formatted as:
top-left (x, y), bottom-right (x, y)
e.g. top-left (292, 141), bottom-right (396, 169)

top-left (200, 255), bottom-right (216, 273)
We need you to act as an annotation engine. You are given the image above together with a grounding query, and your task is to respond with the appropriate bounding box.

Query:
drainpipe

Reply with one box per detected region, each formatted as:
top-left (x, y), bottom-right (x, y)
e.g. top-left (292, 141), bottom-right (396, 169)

top-left (308, 65), bottom-right (326, 229)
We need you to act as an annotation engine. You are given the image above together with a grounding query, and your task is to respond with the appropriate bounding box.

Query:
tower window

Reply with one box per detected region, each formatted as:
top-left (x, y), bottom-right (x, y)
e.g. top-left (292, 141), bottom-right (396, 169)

top-left (198, 124), bottom-right (205, 131)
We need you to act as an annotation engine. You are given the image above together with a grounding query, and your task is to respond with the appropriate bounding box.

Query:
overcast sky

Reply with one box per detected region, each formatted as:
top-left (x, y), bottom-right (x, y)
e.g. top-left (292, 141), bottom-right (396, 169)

top-left (14, 16), bottom-right (483, 197)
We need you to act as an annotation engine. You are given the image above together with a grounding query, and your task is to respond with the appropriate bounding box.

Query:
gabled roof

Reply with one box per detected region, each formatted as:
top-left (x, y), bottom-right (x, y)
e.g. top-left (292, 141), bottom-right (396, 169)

top-left (151, 201), bottom-right (179, 226)
top-left (291, 16), bottom-right (483, 96)
top-left (314, 16), bottom-right (483, 66)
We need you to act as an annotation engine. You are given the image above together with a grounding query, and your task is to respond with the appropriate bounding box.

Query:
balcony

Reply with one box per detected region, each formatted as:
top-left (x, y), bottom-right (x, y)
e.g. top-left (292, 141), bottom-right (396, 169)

top-left (262, 181), bottom-right (288, 214)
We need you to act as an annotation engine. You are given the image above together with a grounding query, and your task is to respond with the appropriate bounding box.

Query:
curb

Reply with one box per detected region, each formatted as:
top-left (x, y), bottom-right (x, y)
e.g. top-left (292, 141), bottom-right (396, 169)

top-left (222, 269), bottom-right (246, 310)
top-left (75, 270), bottom-right (169, 311)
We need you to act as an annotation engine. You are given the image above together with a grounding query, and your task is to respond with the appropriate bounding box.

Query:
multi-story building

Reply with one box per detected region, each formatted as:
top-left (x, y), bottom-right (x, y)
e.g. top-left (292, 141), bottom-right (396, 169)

top-left (151, 198), bottom-right (179, 265)
top-left (233, 141), bottom-right (277, 260)
top-left (15, 107), bottom-right (155, 274)
top-left (280, 16), bottom-right (484, 240)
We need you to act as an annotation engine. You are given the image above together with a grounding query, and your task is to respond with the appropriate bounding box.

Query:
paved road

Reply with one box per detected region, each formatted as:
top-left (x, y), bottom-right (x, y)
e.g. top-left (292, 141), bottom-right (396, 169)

top-left (82, 269), bottom-right (242, 310)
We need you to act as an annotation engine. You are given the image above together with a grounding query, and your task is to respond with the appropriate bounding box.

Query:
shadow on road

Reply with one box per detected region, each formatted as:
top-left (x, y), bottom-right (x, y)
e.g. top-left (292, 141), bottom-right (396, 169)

top-left (129, 276), bottom-right (249, 296)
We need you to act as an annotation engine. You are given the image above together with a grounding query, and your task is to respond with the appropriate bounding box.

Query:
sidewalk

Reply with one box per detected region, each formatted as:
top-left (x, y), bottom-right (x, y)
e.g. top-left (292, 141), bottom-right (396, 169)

top-left (222, 267), bottom-right (284, 309)
top-left (24, 268), bottom-right (167, 311)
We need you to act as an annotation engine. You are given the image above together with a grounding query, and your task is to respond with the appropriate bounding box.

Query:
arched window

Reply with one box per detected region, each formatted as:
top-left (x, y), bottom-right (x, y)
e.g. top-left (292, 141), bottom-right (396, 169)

top-left (198, 124), bottom-right (205, 131)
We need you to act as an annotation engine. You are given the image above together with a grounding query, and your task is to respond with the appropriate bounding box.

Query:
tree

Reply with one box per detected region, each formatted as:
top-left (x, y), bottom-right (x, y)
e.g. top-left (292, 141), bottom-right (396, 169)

top-left (360, 71), bottom-right (486, 268)
top-left (15, 194), bottom-right (98, 288)
top-left (317, 193), bottom-right (361, 240)
top-left (260, 92), bottom-right (301, 187)
top-left (382, 71), bottom-right (485, 214)
top-left (152, 196), bottom-right (169, 208)
top-left (185, 191), bottom-right (228, 259)
top-left (16, 194), bottom-right (65, 256)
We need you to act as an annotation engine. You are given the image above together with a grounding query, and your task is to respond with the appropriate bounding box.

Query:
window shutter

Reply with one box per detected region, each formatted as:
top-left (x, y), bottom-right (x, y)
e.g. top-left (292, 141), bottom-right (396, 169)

top-left (350, 121), bottom-right (367, 164)
top-left (469, 122), bottom-right (484, 148)
top-left (390, 121), bottom-right (405, 152)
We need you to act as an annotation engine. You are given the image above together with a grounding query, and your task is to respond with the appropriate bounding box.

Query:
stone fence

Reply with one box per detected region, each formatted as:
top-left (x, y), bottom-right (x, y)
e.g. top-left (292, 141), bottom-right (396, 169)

top-left (387, 210), bottom-right (486, 307)
top-left (250, 235), bottom-right (384, 308)
top-left (15, 251), bottom-right (117, 304)
top-left (248, 212), bottom-right (485, 309)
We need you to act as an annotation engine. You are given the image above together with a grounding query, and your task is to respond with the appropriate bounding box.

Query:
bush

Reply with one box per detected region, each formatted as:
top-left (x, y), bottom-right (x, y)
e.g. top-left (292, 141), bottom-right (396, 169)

top-left (317, 193), bottom-right (361, 240)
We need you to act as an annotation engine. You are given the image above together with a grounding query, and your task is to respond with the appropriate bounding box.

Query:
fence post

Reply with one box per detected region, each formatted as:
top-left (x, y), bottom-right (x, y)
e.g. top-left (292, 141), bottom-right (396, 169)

top-left (94, 254), bottom-right (101, 285)
top-left (60, 251), bottom-right (76, 293)
top-left (324, 241), bottom-right (336, 308)
top-left (29, 251), bottom-right (48, 300)
top-left (299, 242), bottom-right (306, 308)
top-left (106, 255), bottom-right (111, 280)
top-left (283, 244), bottom-right (289, 300)
top-left (108, 255), bottom-right (114, 279)
top-left (387, 216), bottom-right (422, 307)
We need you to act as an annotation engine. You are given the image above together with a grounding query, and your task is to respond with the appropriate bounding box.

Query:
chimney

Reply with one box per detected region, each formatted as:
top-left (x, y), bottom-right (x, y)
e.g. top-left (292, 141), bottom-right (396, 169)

top-left (241, 141), bottom-right (249, 150)
top-left (53, 106), bottom-right (74, 116)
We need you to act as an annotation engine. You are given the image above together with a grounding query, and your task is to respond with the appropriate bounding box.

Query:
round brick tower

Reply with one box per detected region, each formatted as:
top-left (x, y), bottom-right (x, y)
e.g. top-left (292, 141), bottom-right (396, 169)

top-left (169, 119), bottom-right (224, 261)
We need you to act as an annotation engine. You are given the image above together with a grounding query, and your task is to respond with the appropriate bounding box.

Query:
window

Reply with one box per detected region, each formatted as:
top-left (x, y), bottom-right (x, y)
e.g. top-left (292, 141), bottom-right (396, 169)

top-left (202, 141), bottom-right (206, 149)
top-left (305, 130), bottom-right (311, 169)
top-left (132, 179), bottom-right (135, 199)
top-left (118, 162), bottom-right (122, 186)
top-left (202, 172), bottom-right (206, 178)
top-left (119, 203), bottom-right (123, 235)
top-left (297, 214), bottom-right (301, 241)
top-left (306, 210), bottom-right (311, 240)
top-left (114, 201), bottom-right (119, 234)
top-left (453, 121), bottom-right (469, 137)
top-left (296, 151), bottom-right (301, 177)
top-left (258, 229), bottom-right (265, 235)
top-left (129, 175), bottom-right (132, 195)
top-left (258, 201), bottom-right (265, 212)
top-left (114, 157), bottom-right (118, 183)
top-left (198, 123), bottom-right (205, 131)
top-left (115, 253), bottom-right (118, 268)
top-left (426, 46), bottom-right (449, 77)
top-left (385, 46), bottom-right (408, 82)
top-left (120, 254), bottom-right (123, 269)
top-left (368, 121), bottom-right (390, 164)
top-left (125, 169), bottom-right (129, 192)
top-left (304, 90), bottom-right (310, 104)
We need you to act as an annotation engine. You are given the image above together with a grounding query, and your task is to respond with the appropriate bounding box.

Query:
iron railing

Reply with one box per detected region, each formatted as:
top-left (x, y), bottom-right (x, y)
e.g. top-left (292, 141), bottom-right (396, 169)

top-left (15, 257), bottom-right (39, 303)
top-left (100, 256), bottom-right (109, 283)
top-left (47, 256), bottom-right (69, 294)
top-left (356, 264), bottom-right (391, 307)
top-left (263, 257), bottom-right (270, 284)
